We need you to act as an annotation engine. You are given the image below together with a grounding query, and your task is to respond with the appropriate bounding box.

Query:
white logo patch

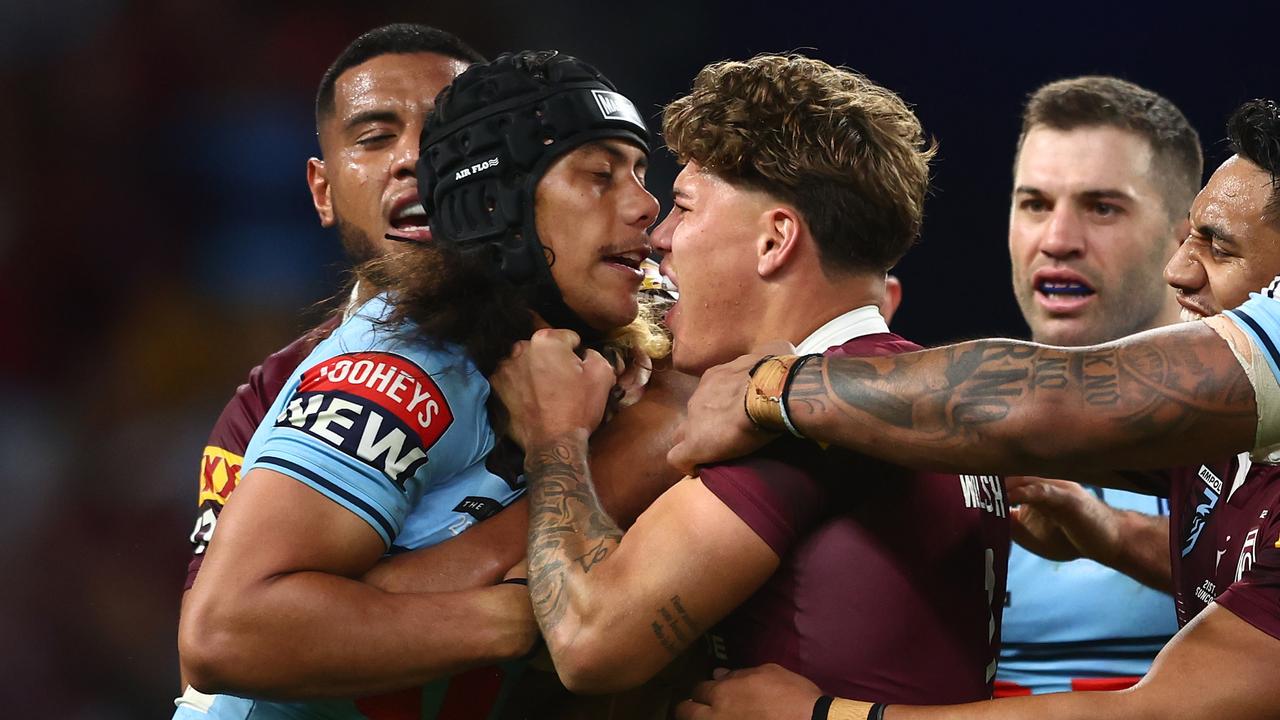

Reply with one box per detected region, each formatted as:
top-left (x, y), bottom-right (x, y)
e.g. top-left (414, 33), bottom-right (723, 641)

top-left (591, 89), bottom-right (645, 130)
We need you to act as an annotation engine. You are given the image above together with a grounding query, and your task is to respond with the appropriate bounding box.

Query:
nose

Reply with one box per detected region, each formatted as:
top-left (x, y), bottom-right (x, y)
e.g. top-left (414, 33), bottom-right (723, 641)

top-left (1039, 207), bottom-right (1086, 260)
top-left (1163, 237), bottom-right (1207, 294)
top-left (625, 183), bottom-right (660, 231)
top-left (391, 131), bottom-right (418, 179)
top-left (650, 207), bottom-right (677, 253)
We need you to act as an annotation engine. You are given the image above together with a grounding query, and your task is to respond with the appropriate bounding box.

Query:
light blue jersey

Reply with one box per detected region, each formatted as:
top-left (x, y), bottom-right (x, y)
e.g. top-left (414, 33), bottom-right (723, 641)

top-left (176, 295), bottom-right (524, 719)
top-left (997, 487), bottom-right (1177, 694)
top-left (1227, 281), bottom-right (1280, 384)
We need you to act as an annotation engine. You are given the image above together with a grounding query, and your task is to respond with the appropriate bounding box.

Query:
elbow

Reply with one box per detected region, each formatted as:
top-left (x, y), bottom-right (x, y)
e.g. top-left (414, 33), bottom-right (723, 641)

top-left (544, 626), bottom-right (655, 695)
top-left (178, 592), bottom-right (254, 695)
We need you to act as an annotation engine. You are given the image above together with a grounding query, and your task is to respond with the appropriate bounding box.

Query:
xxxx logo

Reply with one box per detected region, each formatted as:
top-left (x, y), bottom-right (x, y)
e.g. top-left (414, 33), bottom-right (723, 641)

top-left (198, 445), bottom-right (244, 507)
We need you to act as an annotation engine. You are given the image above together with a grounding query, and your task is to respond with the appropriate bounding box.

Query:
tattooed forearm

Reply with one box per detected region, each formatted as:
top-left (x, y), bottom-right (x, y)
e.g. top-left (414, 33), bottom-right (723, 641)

top-left (525, 430), bottom-right (623, 634)
top-left (650, 594), bottom-right (700, 658)
top-left (786, 324), bottom-right (1257, 474)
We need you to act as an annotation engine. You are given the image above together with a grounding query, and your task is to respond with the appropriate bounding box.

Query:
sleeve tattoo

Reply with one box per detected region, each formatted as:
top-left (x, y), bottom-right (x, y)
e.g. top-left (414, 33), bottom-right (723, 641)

top-left (786, 329), bottom-right (1256, 473)
top-left (524, 432), bottom-right (703, 659)
top-left (525, 431), bottom-right (624, 633)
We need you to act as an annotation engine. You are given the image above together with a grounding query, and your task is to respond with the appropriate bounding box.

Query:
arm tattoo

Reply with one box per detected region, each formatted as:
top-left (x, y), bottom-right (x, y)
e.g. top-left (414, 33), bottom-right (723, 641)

top-left (787, 327), bottom-right (1257, 472)
top-left (650, 594), bottom-right (700, 658)
top-left (525, 431), bottom-right (623, 633)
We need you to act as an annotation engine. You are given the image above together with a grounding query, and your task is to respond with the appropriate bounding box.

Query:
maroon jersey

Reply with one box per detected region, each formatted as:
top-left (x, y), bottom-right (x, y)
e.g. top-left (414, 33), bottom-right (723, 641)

top-left (700, 333), bottom-right (1011, 704)
top-left (1160, 456), bottom-right (1280, 640)
top-left (184, 315), bottom-right (340, 589)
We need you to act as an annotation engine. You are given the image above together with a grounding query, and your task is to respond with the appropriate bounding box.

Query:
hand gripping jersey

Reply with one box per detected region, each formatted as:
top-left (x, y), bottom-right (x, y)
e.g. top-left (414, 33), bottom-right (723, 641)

top-left (996, 489), bottom-right (1177, 696)
top-left (700, 330), bottom-right (1011, 705)
top-left (176, 295), bottom-right (524, 720)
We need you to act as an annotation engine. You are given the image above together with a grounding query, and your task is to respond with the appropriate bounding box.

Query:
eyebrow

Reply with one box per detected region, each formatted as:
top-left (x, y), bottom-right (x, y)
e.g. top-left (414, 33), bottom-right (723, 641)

top-left (1013, 185), bottom-right (1133, 203)
top-left (1196, 222), bottom-right (1237, 246)
top-left (585, 141), bottom-right (649, 170)
top-left (342, 109), bottom-right (401, 132)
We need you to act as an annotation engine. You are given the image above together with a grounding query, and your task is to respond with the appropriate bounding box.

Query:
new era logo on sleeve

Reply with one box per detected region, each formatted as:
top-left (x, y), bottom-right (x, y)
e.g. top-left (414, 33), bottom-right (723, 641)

top-left (591, 89), bottom-right (645, 131)
top-left (276, 352), bottom-right (455, 488)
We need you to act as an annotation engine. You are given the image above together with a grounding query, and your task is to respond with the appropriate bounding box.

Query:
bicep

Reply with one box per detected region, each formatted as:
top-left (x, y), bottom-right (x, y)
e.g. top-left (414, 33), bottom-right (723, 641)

top-left (593, 478), bottom-right (780, 673)
top-left (194, 467), bottom-right (387, 593)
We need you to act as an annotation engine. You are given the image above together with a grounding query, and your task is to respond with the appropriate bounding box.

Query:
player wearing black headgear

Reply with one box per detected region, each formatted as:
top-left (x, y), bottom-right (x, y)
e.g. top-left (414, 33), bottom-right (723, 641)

top-left (417, 49), bottom-right (653, 338)
top-left (180, 42), bottom-right (695, 720)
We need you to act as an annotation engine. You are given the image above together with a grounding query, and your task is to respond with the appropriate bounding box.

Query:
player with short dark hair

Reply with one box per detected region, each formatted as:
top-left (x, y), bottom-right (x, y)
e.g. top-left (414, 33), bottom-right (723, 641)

top-left (670, 99), bottom-right (1280, 720)
top-left (493, 54), bottom-right (1008, 704)
top-left (997, 75), bottom-right (1199, 697)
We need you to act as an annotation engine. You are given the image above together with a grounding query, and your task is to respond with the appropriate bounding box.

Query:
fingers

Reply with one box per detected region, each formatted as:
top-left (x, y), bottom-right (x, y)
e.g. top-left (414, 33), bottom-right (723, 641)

top-left (581, 348), bottom-right (616, 386)
top-left (673, 699), bottom-right (711, 720)
top-left (530, 327), bottom-right (580, 345)
top-left (688, 678), bottom-right (719, 705)
top-left (669, 446), bottom-right (704, 479)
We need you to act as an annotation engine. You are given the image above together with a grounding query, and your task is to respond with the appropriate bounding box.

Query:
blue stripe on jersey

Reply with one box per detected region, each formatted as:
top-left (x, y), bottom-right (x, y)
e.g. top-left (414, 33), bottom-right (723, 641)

top-left (1231, 307), bottom-right (1280, 377)
top-left (1227, 292), bottom-right (1280, 384)
top-left (258, 456), bottom-right (397, 543)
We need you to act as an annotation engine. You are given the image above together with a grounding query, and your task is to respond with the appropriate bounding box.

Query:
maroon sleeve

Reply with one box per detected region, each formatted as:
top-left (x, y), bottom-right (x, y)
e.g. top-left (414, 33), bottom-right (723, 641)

top-left (1215, 514), bottom-right (1280, 642)
top-left (698, 442), bottom-right (827, 557)
top-left (183, 316), bottom-right (338, 590)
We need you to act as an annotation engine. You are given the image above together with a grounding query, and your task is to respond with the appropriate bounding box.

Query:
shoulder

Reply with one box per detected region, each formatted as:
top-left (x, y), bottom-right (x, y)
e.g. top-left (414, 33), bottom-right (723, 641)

top-left (826, 332), bottom-right (921, 359)
top-left (699, 440), bottom-right (827, 554)
top-left (208, 315), bottom-right (341, 452)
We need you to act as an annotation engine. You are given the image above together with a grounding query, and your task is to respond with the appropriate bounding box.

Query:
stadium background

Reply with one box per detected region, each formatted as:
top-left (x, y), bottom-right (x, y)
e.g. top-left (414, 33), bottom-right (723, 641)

top-left (1, 0), bottom-right (1275, 715)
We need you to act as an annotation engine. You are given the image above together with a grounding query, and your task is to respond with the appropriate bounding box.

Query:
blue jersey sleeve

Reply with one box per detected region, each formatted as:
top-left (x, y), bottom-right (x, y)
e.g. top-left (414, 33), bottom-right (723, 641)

top-left (1226, 283), bottom-right (1280, 387)
top-left (241, 297), bottom-right (496, 548)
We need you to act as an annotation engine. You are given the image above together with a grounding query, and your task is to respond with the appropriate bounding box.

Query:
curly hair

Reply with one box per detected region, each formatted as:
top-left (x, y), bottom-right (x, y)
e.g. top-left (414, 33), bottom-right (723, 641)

top-left (1228, 99), bottom-right (1280, 226)
top-left (662, 54), bottom-right (936, 273)
top-left (1019, 76), bottom-right (1202, 220)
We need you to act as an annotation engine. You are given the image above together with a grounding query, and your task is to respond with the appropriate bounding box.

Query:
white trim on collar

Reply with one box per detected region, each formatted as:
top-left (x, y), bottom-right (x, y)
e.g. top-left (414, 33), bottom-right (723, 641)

top-left (796, 305), bottom-right (890, 354)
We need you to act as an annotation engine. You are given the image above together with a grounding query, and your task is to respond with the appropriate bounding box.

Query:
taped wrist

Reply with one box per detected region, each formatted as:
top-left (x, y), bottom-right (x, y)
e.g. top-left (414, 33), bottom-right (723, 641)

top-left (745, 354), bottom-right (821, 437)
top-left (812, 695), bottom-right (888, 720)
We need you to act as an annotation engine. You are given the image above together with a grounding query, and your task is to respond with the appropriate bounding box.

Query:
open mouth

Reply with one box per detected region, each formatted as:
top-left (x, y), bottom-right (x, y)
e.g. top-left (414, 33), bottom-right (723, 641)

top-left (603, 249), bottom-right (646, 275)
top-left (387, 200), bottom-right (431, 242)
top-left (1035, 279), bottom-right (1094, 298)
top-left (1176, 297), bottom-right (1212, 322)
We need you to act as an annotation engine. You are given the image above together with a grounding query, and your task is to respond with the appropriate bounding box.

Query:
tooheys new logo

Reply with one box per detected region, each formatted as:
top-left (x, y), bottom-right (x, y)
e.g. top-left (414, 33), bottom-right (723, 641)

top-left (275, 352), bottom-right (454, 489)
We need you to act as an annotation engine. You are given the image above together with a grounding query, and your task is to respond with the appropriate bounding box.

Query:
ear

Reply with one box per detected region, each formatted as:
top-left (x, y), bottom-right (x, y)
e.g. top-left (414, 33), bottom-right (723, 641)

top-left (307, 157), bottom-right (335, 228)
top-left (880, 274), bottom-right (903, 325)
top-left (755, 205), bottom-right (805, 278)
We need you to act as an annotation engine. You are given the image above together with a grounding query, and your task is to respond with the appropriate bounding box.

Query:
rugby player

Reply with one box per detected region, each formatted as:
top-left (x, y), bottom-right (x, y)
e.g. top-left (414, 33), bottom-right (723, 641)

top-left (178, 48), bottom-right (689, 718)
top-left (493, 54), bottom-right (1009, 703)
top-left (671, 99), bottom-right (1280, 720)
top-left (994, 76), bottom-right (1198, 696)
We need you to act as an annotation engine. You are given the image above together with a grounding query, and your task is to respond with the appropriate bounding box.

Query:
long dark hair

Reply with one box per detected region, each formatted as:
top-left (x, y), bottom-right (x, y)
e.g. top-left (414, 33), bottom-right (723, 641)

top-left (358, 243), bottom-right (535, 376)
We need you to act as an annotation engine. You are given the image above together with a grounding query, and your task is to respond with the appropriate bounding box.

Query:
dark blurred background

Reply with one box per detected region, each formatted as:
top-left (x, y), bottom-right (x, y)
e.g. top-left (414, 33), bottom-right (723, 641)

top-left (2, 0), bottom-right (1274, 716)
